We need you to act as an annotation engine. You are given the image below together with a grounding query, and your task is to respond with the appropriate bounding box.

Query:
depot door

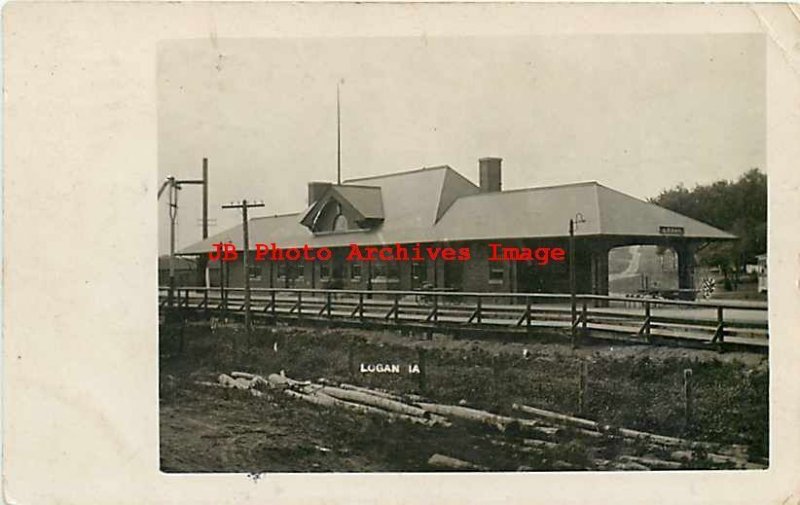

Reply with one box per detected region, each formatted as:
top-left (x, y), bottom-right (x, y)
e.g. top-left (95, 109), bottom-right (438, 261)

top-left (444, 261), bottom-right (463, 290)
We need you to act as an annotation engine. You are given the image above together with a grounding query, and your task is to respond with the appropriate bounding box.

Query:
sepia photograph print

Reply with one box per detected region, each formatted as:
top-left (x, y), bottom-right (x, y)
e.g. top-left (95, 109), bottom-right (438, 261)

top-left (7, 3), bottom-right (800, 504)
top-left (158, 33), bottom-right (769, 473)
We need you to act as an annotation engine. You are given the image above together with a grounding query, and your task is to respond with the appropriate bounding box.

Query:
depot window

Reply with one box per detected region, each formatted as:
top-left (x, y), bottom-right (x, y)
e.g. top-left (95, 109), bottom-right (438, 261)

top-left (412, 262), bottom-right (427, 283)
top-left (489, 261), bottom-right (504, 283)
top-left (372, 260), bottom-right (399, 280)
top-left (320, 262), bottom-right (331, 280)
top-left (351, 262), bottom-right (362, 280)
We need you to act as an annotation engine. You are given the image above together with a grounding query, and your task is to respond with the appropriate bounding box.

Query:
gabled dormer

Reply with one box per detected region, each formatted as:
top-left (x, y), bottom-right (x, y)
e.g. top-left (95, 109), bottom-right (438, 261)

top-left (300, 182), bottom-right (384, 234)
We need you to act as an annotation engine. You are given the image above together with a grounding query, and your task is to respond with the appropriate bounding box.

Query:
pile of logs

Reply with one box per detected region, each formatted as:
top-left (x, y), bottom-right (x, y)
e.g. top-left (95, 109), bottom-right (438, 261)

top-left (509, 403), bottom-right (762, 470)
top-left (211, 371), bottom-right (451, 427)
top-left (201, 371), bottom-right (765, 471)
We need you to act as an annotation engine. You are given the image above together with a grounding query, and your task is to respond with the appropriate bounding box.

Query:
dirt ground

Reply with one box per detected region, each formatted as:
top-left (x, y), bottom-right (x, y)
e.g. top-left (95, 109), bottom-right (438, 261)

top-left (159, 321), bottom-right (768, 473)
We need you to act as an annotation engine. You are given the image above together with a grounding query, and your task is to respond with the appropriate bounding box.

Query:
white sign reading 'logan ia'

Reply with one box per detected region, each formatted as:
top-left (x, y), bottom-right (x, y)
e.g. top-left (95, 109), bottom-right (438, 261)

top-left (360, 363), bottom-right (421, 374)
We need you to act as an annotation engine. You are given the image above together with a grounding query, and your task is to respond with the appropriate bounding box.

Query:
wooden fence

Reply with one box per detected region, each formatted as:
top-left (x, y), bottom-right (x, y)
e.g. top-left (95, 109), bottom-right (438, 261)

top-left (159, 286), bottom-right (768, 352)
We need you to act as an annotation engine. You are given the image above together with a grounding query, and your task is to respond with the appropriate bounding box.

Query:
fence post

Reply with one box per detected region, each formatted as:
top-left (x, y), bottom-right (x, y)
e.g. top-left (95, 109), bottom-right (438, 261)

top-left (578, 360), bottom-right (589, 415)
top-left (476, 296), bottom-right (482, 325)
top-left (359, 292), bottom-right (364, 322)
top-left (489, 354), bottom-right (501, 398)
top-left (683, 368), bottom-right (693, 431)
top-left (645, 300), bottom-right (651, 343)
top-left (394, 292), bottom-right (400, 324)
top-left (221, 281), bottom-right (227, 321)
top-left (270, 290), bottom-right (276, 321)
top-left (526, 296), bottom-right (532, 331)
top-left (716, 306), bottom-right (725, 353)
top-left (417, 347), bottom-right (427, 394)
top-left (297, 291), bottom-right (302, 321)
top-left (348, 336), bottom-right (356, 380)
top-left (427, 294), bottom-right (438, 341)
top-left (203, 289), bottom-right (209, 319)
top-left (327, 291), bottom-right (332, 319)
top-left (581, 300), bottom-right (588, 340)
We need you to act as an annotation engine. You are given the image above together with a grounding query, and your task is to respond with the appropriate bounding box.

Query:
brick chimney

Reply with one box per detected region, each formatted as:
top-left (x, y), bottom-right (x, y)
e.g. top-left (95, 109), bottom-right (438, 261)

top-left (479, 157), bottom-right (502, 193)
top-left (308, 181), bottom-right (332, 205)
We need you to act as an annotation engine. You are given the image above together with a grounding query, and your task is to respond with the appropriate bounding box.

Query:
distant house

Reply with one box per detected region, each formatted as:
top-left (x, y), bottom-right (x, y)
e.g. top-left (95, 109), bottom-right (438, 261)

top-left (177, 158), bottom-right (735, 299)
top-left (756, 253), bottom-right (768, 293)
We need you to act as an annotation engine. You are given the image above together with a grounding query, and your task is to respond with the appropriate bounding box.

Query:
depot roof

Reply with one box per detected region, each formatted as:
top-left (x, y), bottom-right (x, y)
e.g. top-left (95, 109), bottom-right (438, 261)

top-left (179, 165), bottom-right (735, 254)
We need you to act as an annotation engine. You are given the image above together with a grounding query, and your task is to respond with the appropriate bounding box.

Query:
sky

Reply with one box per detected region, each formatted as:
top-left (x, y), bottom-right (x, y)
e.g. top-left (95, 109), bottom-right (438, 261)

top-left (158, 34), bottom-right (765, 254)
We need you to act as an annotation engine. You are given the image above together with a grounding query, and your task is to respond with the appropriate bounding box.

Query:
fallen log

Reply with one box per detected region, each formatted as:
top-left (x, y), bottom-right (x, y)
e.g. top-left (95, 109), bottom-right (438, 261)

top-left (338, 383), bottom-right (407, 402)
top-left (522, 438), bottom-right (558, 449)
top-left (512, 402), bottom-right (754, 467)
top-left (228, 372), bottom-right (274, 390)
top-left (617, 426), bottom-right (716, 451)
top-left (618, 455), bottom-right (683, 470)
top-left (218, 374), bottom-right (256, 390)
top-left (320, 386), bottom-right (430, 418)
top-left (418, 402), bottom-right (516, 429)
top-left (416, 402), bottom-right (577, 441)
top-left (284, 390), bottom-right (446, 427)
top-left (669, 450), bottom-right (765, 469)
top-left (427, 454), bottom-right (488, 471)
top-left (201, 377), bottom-right (264, 397)
top-left (514, 403), bottom-right (714, 449)
top-left (512, 403), bottom-right (601, 431)
top-left (489, 438), bottom-right (556, 456)
top-left (592, 458), bottom-right (612, 470)
top-left (195, 380), bottom-right (225, 388)
top-left (551, 460), bottom-right (576, 470)
top-left (266, 373), bottom-right (310, 388)
top-left (612, 461), bottom-right (651, 471)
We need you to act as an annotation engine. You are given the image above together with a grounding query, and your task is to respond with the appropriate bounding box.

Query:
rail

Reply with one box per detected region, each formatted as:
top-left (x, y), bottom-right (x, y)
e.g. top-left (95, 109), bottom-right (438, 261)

top-left (159, 286), bottom-right (768, 352)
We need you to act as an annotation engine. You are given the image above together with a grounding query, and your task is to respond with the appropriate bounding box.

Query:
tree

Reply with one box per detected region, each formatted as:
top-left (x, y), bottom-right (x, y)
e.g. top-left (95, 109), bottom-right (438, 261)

top-left (650, 169), bottom-right (767, 273)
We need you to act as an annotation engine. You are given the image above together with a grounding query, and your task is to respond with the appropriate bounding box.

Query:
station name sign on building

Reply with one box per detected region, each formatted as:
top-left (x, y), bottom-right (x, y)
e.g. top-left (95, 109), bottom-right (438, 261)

top-left (659, 226), bottom-right (685, 236)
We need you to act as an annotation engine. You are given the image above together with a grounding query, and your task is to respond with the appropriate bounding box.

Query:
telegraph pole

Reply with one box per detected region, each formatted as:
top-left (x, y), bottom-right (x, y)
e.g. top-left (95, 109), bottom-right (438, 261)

top-left (201, 158), bottom-right (209, 289)
top-left (175, 160), bottom-right (209, 288)
top-left (202, 158), bottom-right (209, 239)
top-left (160, 160), bottom-right (209, 321)
top-left (167, 176), bottom-right (178, 312)
top-left (222, 199), bottom-right (265, 336)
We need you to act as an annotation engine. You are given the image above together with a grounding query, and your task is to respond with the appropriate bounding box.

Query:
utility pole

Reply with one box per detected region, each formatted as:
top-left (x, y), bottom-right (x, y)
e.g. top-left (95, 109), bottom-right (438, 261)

top-left (159, 160), bottom-right (209, 319)
top-left (222, 199), bottom-right (265, 336)
top-left (202, 158), bottom-right (209, 239)
top-left (175, 161), bottom-right (209, 288)
top-left (166, 176), bottom-right (178, 312)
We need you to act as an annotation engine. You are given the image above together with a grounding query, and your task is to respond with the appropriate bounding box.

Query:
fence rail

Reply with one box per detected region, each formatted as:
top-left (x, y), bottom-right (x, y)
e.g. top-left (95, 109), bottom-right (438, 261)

top-left (159, 286), bottom-right (768, 352)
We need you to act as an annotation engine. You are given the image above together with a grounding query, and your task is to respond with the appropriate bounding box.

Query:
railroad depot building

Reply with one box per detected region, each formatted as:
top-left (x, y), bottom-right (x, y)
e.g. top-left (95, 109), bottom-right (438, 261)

top-left (178, 158), bottom-right (735, 299)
